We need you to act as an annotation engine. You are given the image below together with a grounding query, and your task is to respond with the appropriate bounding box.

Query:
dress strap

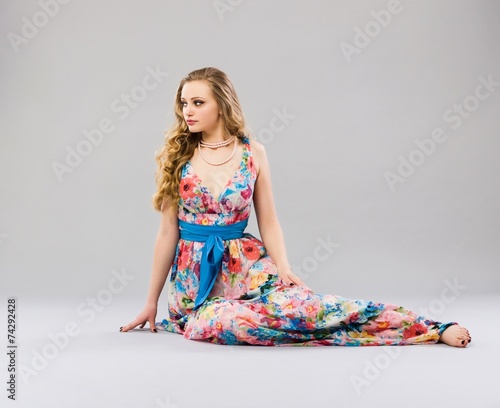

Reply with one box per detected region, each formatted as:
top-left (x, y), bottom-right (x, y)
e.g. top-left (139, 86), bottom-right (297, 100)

top-left (241, 135), bottom-right (255, 175)
top-left (242, 135), bottom-right (251, 153)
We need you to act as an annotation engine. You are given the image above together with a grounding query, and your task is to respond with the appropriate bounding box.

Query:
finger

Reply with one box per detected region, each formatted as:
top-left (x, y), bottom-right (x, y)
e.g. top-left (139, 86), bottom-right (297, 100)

top-left (120, 321), bottom-right (136, 332)
top-left (121, 323), bottom-right (132, 332)
top-left (287, 271), bottom-right (304, 286)
top-left (149, 319), bottom-right (157, 333)
top-left (120, 318), bottom-right (142, 332)
top-left (290, 276), bottom-right (304, 286)
top-left (279, 276), bottom-right (290, 285)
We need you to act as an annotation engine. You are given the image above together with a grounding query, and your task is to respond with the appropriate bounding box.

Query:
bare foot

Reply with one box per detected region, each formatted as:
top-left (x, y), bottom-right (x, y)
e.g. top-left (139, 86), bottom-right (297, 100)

top-left (438, 325), bottom-right (471, 347)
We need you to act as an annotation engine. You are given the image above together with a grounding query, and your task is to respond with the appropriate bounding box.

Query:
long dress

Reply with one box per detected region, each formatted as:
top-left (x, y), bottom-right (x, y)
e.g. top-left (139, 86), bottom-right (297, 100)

top-left (156, 136), bottom-right (457, 346)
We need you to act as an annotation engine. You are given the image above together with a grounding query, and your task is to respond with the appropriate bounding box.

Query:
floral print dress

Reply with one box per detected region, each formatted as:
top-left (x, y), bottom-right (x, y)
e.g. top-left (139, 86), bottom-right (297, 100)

top-left (156, 136), bottom-right (457, 346)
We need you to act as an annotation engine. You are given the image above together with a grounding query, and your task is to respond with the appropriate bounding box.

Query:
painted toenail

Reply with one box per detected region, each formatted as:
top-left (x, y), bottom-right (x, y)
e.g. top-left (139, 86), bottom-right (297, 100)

top-left (461, 340), bottom-right (465, 344)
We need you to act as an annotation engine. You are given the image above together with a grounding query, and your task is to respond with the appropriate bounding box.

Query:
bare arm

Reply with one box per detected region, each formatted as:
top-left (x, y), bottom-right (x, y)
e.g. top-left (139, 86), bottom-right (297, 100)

top-left (121, 196), bottom-right (179, 332)
top-left (251, 140), bottom-right (306, 287)
top-left (145, 198), bottom-right (180, 306)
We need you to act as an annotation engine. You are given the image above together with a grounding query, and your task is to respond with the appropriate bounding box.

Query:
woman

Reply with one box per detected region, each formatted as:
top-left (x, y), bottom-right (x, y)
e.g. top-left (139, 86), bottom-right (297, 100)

top-left (120, 67), bottom-right (471, 347)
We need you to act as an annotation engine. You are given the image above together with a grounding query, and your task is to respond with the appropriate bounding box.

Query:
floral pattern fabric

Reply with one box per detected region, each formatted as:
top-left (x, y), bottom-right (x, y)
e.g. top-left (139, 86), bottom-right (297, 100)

top-left (157, 136), bottom-right (457, 346)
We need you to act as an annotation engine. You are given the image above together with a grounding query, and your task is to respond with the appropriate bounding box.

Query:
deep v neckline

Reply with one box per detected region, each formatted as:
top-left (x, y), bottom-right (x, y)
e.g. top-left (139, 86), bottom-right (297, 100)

top-left (187, 139), bottom-right (247, 203)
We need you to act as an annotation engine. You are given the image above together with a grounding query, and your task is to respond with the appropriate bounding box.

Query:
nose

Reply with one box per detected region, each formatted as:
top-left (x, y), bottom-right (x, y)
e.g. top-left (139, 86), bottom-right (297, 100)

top-left (183, 103), bottom-right (193, 117)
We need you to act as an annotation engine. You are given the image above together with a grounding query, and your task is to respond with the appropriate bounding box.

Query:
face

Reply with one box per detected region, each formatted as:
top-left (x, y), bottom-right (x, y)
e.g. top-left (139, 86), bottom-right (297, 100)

top-left (180, 80), bottom-right (221, 134)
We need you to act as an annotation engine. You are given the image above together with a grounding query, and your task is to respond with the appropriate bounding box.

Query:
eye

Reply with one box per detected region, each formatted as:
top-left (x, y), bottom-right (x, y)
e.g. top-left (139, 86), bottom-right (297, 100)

top-left (194, 100), bottom-right (204, 106)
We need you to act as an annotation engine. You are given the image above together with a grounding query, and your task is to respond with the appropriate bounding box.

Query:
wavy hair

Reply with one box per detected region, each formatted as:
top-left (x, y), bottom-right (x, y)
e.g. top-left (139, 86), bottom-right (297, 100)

top-left (152, 67), bottom-right (252, 211)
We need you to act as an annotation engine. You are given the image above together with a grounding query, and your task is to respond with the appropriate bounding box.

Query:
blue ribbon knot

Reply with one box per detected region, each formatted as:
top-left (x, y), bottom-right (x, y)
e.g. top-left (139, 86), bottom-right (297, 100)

top-left (178, 218), bottom-right (248, 309)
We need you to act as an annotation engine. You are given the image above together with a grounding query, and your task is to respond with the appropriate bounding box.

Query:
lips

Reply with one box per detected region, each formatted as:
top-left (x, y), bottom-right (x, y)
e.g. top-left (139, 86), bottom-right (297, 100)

top-left (186, 120), bottom-right (197, 125)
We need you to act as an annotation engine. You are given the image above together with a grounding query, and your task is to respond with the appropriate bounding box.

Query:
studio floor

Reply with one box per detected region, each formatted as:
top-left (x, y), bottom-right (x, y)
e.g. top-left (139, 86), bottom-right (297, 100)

top-left (5, 292), bottom-right (499, 408)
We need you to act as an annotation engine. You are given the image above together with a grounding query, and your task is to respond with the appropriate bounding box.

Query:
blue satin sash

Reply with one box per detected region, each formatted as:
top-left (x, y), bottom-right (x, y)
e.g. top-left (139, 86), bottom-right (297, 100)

top-left (178, 218), bottom-right (248, 309)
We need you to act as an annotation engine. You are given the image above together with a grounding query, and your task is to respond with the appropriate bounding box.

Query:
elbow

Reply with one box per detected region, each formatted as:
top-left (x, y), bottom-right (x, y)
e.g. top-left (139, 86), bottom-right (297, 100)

top-left (258, 216), bottom-right (282, 237)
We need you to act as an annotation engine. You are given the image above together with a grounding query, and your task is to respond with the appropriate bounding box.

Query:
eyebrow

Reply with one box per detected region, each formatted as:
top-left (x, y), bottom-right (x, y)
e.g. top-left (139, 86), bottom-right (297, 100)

top-left (180, 96), bottom-right (205, 100)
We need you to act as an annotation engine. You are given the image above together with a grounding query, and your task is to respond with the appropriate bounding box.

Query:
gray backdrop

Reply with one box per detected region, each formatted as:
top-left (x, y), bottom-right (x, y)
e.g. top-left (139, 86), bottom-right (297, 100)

top-left (1, 0), bottom-right (499, 304)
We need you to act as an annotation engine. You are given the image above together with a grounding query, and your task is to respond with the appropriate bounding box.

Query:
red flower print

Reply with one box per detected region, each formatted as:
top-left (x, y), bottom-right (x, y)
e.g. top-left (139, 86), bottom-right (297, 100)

top-left (228, 255), bottom-right (241, 273)
top-left (305, 321), bottom-right (316, 330)
top-left (240, 185), bottom-right (252, 200)
top-left (201, 193), bottom-right (211, 208)
top-left (242, 240), bottom-right (260, 261)
top-left (348, 312), bottom-right (360, 324)
top-left (403, 323), bottom-right (428, 340)
top-left (250, 303), bottom-right (272, 316)
top-left (261, 316), bottom-right (282, 329)
top-left (177, 249), bottom-right (191, 271)
top-left (180, 178), bottom-right (196, 199)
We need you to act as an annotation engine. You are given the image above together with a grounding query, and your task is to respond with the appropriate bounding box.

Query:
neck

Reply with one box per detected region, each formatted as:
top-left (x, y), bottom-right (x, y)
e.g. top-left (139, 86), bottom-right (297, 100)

top-left (201, 131), bottom-right (230, 144)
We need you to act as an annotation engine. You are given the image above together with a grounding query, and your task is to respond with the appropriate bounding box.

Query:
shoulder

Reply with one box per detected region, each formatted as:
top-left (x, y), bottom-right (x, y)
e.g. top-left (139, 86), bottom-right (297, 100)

top-left (247, 137), bottom-right (267, 175)
top-left (248, 137), bottom-right (266, 156)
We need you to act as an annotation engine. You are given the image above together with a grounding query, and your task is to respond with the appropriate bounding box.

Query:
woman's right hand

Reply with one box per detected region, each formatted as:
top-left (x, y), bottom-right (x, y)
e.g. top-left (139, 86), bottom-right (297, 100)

top-left (120, 303), bottom-right (158, 333)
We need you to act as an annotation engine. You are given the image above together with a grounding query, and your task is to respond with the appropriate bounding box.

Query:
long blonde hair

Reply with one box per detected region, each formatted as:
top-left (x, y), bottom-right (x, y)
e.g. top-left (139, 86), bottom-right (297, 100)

top-left (152, 67), bottom-right (251, 211)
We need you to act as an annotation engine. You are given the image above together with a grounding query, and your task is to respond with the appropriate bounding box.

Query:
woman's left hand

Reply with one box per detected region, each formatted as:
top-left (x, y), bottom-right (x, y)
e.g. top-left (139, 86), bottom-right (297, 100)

top-left (277, 265), bottom-right (308, 288)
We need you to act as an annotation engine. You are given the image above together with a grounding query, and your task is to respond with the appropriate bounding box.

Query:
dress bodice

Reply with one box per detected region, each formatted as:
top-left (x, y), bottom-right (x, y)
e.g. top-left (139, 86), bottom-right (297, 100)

top-left (177, 136), bottom-right (256, 226)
